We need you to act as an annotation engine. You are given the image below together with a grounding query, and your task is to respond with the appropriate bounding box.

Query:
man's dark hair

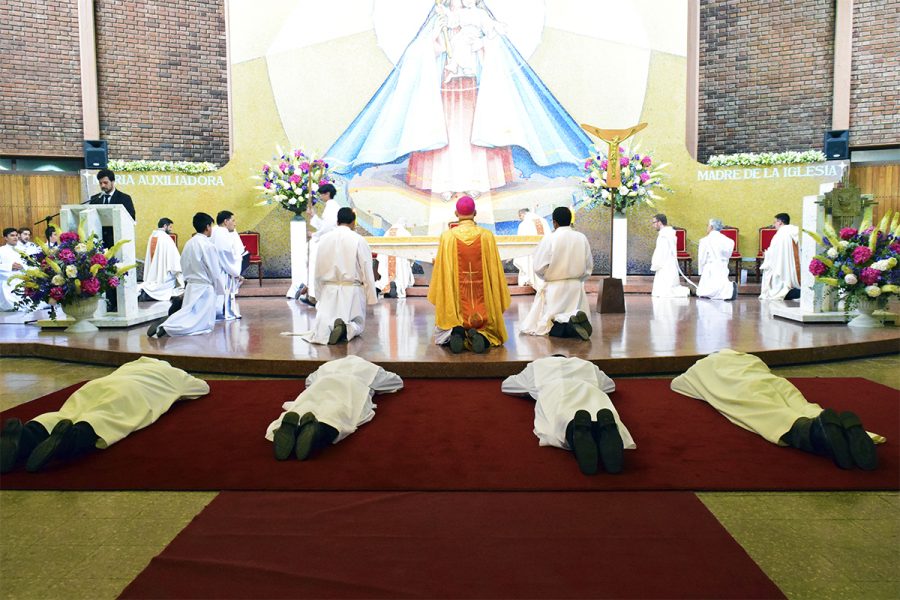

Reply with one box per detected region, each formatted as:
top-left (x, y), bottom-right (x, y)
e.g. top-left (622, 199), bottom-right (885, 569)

top-left (45, 226), bottom-right (57, 239)
top-left (337, 207), bottom-right (356, 225)
top-left (18, 227), bottom-right (32, 235)
top-left (3, 227), bottom-right (17, 237)
top-left (216, 210), bottom-right (234, 225)
top-left (318, 183), bottom-right (337, 198)
top-left (654, 213), bottom-right (668, 226)
top-left (193, 212), bottom-right (214, 233)
top-left (775, 213), bottom-right (790, 225)
top-left (158, 218), bottom-right (174, 228)
top-left (552, 207), bottom-right (572, 227)
top-left (96, 168), bottom-right (115, 182)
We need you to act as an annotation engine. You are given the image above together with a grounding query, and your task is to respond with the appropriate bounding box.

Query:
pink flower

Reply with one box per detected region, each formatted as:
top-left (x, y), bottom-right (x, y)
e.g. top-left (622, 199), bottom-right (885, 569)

top-left (90, 254), bottom-right (108, 266)
top-left (640, 172), bottom-right (650, 182)
top-left (279, 162), bottom-right (289, 172)
top-left (49, 287), bottom-right (65, 300)
top-left (808, 259), bottom-right (827, 276)
top-left (263, 163), bottom-right (270, 172)
top-left (299, 162), bottom-right (310, 173)
top-left (839, 227), bottom-right (857, 240)
top-left (60, 232), bottom-right (79, 244)
top-left (58, 249), bottom-right (76, 263)
top-left (294, 150), bottom-right (303, 158)
top-left (618, 146), bottom-right (625, 153)
top-left (859, 267), bottom-right (881, 286)
top-left (641, 156), bottom-right (652, 167)
top-left (264, 180), bottom-right (272, 189)
top-left (619, 156), bottom-right (630, 167)
top-left (600, 159), bottom-right (608, 170)
top-left (108, 276), bottom-right (120, 288)
top-left (82, 277), bottom-right (101, 295)
top-left (584, 160), bottom-right (592, 169)
top-left (891, 242), bottom-right (900, 254)
top-left (852, 246), bottom-right (873, 264)
top-left (289, 174), bottom-right (301, 184)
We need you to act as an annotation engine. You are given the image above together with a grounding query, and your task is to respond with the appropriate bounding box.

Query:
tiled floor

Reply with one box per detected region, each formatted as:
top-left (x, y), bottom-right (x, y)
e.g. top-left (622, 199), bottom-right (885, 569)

top-left (1, 355), bottom-right (898, 599)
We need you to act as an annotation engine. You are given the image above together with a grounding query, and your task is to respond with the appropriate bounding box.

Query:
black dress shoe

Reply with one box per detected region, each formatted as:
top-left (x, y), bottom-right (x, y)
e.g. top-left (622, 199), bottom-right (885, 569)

top-left (468, 328), bottom-right (489, 354)
top-left (839, 411), bottom-right (877, 470)
top-left (593, 409), bottom-right (625, 474)
top-left (147, 322), bottom-right (160, 337)
top-left (26, 419), bottom-right (76, 473)
top-left (569, 311), bottom-right (593, 337)
top-left (328, 318), bottom-right (348, 345)
top-left (295, 413), bottom-right (319, 461)
top-left (0, 418), bottom-right (24, 474)
top-left (811, 409), bottom-right (853, 469)
top-left (566, 410), bottom-right (598, 475)
top-left (273, 412), bottom-right (300, 460)
top-left (449, 326), bottom-right (466, 354)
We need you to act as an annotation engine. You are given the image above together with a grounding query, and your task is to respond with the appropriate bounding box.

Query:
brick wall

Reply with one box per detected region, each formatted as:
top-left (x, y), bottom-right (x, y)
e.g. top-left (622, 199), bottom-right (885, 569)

top-left (94, 0), bottom-right (229, 164)
top-left (698, 0), bottom-right (836, 162)
top-left (850, 0), bottom-right (900, 147)
top-left (0, 1), bottom-right (84, 156)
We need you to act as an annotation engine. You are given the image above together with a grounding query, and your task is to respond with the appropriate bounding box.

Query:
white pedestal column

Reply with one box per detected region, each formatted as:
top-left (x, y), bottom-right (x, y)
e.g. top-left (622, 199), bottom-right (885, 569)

top-left (286, 218), bottom-right (308, 298)
top-left (612, 213), bottom-right (628, 282)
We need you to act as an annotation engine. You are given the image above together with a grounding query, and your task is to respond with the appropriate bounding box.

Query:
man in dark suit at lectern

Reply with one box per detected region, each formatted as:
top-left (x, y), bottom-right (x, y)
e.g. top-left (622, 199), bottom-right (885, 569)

top-left (89, 168), bottom-right (135, 312)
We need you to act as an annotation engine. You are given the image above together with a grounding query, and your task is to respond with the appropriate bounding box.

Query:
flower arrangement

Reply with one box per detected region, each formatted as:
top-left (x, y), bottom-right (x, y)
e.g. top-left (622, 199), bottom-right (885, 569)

top-left (255, 147), bottom-right (334, 216)
top-left (581, 144), bottom-right (670, 213)
top-left (707, 150), bottom-right (826, 167)
top-left (10, 227), bottom-right (136, 319)
top-left (804, 211), bottom-right (899, 311)
top-left (108, 160), bottom-right (219, 174)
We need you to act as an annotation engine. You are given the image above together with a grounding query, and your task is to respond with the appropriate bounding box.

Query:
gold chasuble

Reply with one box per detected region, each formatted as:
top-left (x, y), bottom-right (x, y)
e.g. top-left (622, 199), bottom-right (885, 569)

top-left (428, 220), bottom-right (511, 346)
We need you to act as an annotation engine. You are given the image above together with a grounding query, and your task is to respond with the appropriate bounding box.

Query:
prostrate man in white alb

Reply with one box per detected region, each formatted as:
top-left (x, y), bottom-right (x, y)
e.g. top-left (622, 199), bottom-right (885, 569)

top-left (211, 210), bottom-right (246, 320)
top-left (266, 355), bottom-right (403, 460)
top-left (519, 207), bottom-right (593, 340)
top-left (759, 212), bottom-right (801, 301)
top-left (650, 213), bottom-right (690, 298)
top-left (0, 228), bottom-right (24, 311)
top-left (301, 183), bottom-right (341, 304)
top-left (16, 228), bottom-right (41, 256)
top-left (512, 208), bottom-right (551, 289)
top-left (375, 218), bottom-right (415, 298)
top-left (303, 207), bottom-right (378, 345)
top-left (502, 355), bottom-right (636, 475)
top-left (148, 213), bottom-right (225, 338)
top-left (696, 218), bottom-right (737, 301)
top-left (138, 218), bottom-right (184, 302)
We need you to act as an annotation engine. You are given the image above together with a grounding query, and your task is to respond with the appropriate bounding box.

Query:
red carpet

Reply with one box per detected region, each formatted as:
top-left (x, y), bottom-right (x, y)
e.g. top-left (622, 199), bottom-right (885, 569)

top-left (119, 491), bottom-right (784, 599)
top-left (1, 378), bottom-right (897, 491)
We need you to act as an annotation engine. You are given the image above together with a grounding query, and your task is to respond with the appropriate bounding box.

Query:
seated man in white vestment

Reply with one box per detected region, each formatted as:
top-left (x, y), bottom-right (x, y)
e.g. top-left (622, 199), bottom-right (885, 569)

top-left (672, 349), bottom-right (879, 470)
top-left (303, 207), bottom-right (378, 345)
top-left (696, 218), bottom-right (737, 301)
top-left (148, 213), bottom-right (224, 338)
top-left (138, 218), bottom-right (184, 302)
top-left (0, 228), bottom-right (25, 311)
top-left (650, 214), bottom-right (690, 298)
top-left (211, 210), bottom-right (246, 321)
top-left (300, 183), bottom-right (341, 304)
top-left (512, 208), bottom-right (551, 289)
top-left (266, 355), bottom-right (403, 460)
top-left (502, 356), bottom-right (636, 475)
top-left (16, 227), bottom-right (41, 256)
top-left (375, 218), bottom-right (415, 298)
top-left (520, 207), bottom-right (593, 340)
top-left (759, 212), bottom-right (801, 301)
top-left (0, 357), bottom-right (209, 473)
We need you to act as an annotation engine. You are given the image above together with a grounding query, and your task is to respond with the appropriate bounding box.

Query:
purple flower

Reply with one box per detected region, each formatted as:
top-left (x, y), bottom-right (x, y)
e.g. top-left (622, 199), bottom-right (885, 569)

top-left (264, 181), bottom-right (272, 189)
top-left (588, 177), bottom-right (595, 183)
top-left (808, 259), bottom-right (827, 276)
top-left (640, 172), bottom-right (650, 182)
top-left (618, 146), bottom-right (624, 153)
top-left (619, 156), bottom-right (630, 167)
top-left (859, 267), bottom-right (881, 286)
top-left (839, 227), bottom-right (857, 240)
top-left (642, 156), bottom-right (652, 167)
top-left (58, 249), bottom-right (75, 263)
top-left (852, 246), bottom-right (873, 264)
top-left (82, 277), bottom-right (101, 295)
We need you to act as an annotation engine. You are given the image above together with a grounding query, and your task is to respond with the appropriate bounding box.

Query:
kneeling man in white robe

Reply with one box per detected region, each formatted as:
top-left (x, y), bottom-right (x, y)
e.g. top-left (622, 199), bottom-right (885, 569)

top-left (759, 212), bottom-right (801, 300)
top-left (375, 218), bottom-right (415, 298)
top-left (265, 355), bottom-right (403, 460)
top-left (0, 357), bottom-right (209, 473)
top-left (148, 212), bottom-right (224, 338)
top-left (502, 356), bottom-right (636, 475)
top-left (0, 228), bottom-right (25, 311)
top-left (138, 218), bottom-right (184, 302)
top-left (303, 207), bottom-right (378, 345)
top-left (672, 349), bottom-right (880, 470)
top-left (520, 207), bottom-right (593, 340)
top-left (512, 208), bottom-right (551, 289)
top-left (696, 218), bottom-right (737, 300)
top-left (650, 214), bottom-right (690, 298)
top-left (211, 210), bottom-right (246, 320)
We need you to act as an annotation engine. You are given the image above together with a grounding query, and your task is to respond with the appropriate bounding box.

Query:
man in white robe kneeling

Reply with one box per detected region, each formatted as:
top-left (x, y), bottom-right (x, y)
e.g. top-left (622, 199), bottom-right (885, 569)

top-left (375, 218), bottom-right (415, 298)
top-left (502, 355), bottom-right (636, 475)
top-left (148, 212), bottom-right (224, 338)
top-left (650, 214), bottom-right (690, 298)
top-left (513, 208), bottom-right (551, 290)
top-left (671, 349), bottom-right (880, 470)
top-left (303, 207), bottom-right (378, 345)
top-left (211, 210), bottom-right (246, 321)
top-left (138, 218), bottom-right (184, 302)
top-left (520, 207), bottom-right (594, 340)
top-left (696, 218), bottom-right (737, 301)
top-left (0, 357), bottom-right (209, 473)
top-left (265, 355), bottom-right (403, 460)
top-left (759, 212), bottom-right (801, 301)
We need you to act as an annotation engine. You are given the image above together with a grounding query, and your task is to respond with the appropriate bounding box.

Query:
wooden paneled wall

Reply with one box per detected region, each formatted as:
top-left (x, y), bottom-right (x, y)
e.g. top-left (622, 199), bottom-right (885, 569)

top-left (0, 173), bottom-right (81, 237)
top-left (850, 164), bottom-right (900, 221)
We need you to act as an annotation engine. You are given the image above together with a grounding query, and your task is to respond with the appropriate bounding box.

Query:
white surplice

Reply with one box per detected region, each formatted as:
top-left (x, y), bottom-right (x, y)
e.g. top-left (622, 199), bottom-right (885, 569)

top-left (651, 225), bottom-right (690, 297)
top-left (0, 243), bottom-right (24, 311)
top-left (759, 224), bottom-right (800, 300)
top-left (32, 356), bottom-right (209, 448)
top-left (307, 198), bottom-right (341, 299)
top-left (16, 241), bottom-right (41, 256)
top-left (696, 230), bottom-right (734, 300)
top-left (512, 212), bottom-right (551, 288)
top-left (501, 357), bottom-right (636, 451)
top-left (520, 225), bottom-right (592, 335)
top-left (139, 229), bottom-right (184, 302)
top-left (211, 226), bottom-right (245, 320)
top-left (156, 234), bottom-right (224, 336)
top-left (302, 225), bottom-right (378, 344)
top-left (265, 355), bottom-right (403, 443)
top-left (375, 222), bottom-right (415, 297)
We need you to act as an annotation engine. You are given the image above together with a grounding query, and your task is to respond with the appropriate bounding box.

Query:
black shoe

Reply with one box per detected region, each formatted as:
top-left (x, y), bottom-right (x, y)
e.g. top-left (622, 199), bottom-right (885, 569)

top-left (594, 409), bottom-right (624, 474)
top-left (784, 288), bottom-right (801, 301)
top-left (782, 417), bottom-right (815, 453)
top-left (569, 311), bottom-right (593, 337)
top-left (565, 410), bottom-right (598, 475)
top-left (137, 290), bottom-right (153, 303)
top-left (811, 409), bottom-right (853, 469)
top-left (156, 326), bottom-right (168, 338)
top-left (839, 411), bottom-right (877, 470)
top-left (468, 328), bottom-right (489, 354)
top-left (273, 412), bottom-right (300, 460)
top-left (147, 321), bottom-right (160, 337)
top-left (299, 295), bottom-right (317, 307)
top-left (295, 413), bottom-right (319, 461)
top-left (449, 326), bottom-right (466, 354)
top-left (26, 419), bottom-right (75, 473)
top-left (0, 418), bottom-right (24, 474)
top-left (387, 282), bottom-right (398, 298)
top-left (328, 318), bottom-right (348, 345)
top-left (726, 281), bottom-right (738, 301)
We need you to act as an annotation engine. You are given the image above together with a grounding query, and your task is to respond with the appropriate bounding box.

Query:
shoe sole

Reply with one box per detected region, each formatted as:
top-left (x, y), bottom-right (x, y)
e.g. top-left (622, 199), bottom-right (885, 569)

top-left (596, 409), bottom-right (624, 474)
top-left (0, 419), bottom-right (24, 474)
top-left (819, 409), bottom-right (853, 470)
top-left (273, 412), bottom-right (300, 460)
top-left (26, 420), bottom-right (73, 473)
top-left (840, 412), bottom-right (877, 471)
top-left (570, 312), bottom-right (593, 337)
top-left (328, 320), bottom-right (347, 345)
top-left (295, 413), bottom-right (319, 461)
top-left (571, 411), bottom-right (598, 475)
top-left (468, 328), bottom-right (488, 354)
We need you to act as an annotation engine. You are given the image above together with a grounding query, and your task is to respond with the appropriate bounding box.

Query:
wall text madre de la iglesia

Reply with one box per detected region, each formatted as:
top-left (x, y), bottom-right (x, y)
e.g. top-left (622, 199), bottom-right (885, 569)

top-left (115, 174), bottom-right (225, 187)
top-left (697, 163), bottom-right (845, 182)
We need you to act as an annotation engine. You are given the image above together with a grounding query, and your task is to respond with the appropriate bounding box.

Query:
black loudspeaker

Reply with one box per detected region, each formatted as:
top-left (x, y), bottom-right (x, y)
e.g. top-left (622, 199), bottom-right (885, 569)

top-left (823, 130), bottom-right (849, 160)
top-left (84, 140), bottom-right (108, 169)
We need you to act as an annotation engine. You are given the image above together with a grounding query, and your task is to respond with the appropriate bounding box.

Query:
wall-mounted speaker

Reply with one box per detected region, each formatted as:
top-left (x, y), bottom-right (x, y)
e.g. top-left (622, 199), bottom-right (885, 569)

top-left (83, 140), bottom-right (109, 169)
top-left (823, 130), bottom-right (849, 160)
